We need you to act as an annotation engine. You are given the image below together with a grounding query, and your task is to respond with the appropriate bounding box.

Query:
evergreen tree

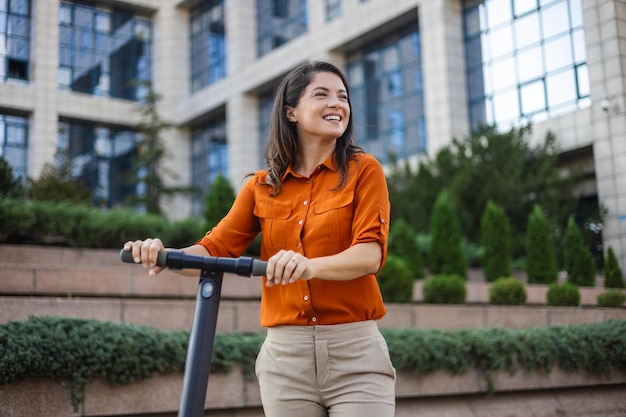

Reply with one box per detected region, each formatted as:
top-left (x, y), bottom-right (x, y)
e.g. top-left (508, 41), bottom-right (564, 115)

top-left (388, 218), bottom-right (424, 279)
top-left (26, 150), bottom-right (91, 204)
top-left (429, 190), bottom-right (466, 278)
top-left (525, 204), bottom-right (558, 284)
top-left (481, 200), bottom-right (512, 282)
top-left (203, 173), bottom-right (236, 231)
top-left (125, 82), bottom-right (194, 214)
top-left (604, 246), bottom-right (625, 288)
top-left (386, 126), bottom-right (583, 260)
top-left (563, 216), bottom-right (595, 286)
top-left (0, 155), bottom-right (24, 198)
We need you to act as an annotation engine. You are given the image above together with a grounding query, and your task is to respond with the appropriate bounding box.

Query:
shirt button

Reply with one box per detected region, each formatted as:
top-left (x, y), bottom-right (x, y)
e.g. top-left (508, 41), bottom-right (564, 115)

top-left (297, 243), bottom-right (302, 248)
top-left (311, 317), bottom-right (317, 323)
top-left (298, 220), bottom-right (303, 225)
top-left (303, 200), bottom-right (308, 205)
top-left (303, 295), bottom-right (309, 301)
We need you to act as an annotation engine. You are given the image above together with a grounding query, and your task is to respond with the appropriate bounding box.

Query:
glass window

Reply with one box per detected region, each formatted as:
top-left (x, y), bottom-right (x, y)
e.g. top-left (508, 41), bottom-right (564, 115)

top-left (190, 0), bottom-right (226, 93)
top-left (1, 0), bottom-right (30, 82)
top-left (0, 112), bottom-right (27, 179)
top-left (190, 116), bottom-right (228, 215)
top-left (57, 119), bottom-right (140, 207)
top-left (326, 0), bottom-right (342, 21)
top-left (58, 1), bottom-right (152, 100)
top-left (347, 22), bottom-right (425, 162)
top-left (257, 0), bottom-right (307, 57)
top-left (464, 0), bottom-right (589, 131)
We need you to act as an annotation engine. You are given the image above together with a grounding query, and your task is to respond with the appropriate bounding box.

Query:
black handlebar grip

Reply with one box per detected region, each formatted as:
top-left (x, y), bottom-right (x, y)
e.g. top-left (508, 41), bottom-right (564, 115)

top-left (119, 249), bottom-right (168, 267)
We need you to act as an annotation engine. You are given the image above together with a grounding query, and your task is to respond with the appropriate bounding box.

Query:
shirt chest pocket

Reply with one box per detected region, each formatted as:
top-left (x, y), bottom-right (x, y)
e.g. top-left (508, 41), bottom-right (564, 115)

top-left (313, 194), bottom-right (354, 243)
top-left (254, 203), bottom-right (292, 250)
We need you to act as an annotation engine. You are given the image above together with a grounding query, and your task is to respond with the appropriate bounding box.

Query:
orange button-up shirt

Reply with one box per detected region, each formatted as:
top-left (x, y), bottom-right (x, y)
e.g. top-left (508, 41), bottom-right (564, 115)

top-left (196, 153), bottom-right (390, 327)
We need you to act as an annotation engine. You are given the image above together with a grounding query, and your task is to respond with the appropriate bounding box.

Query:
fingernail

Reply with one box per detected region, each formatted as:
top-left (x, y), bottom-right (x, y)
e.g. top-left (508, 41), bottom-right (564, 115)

top-left (134, 257), bottom-right (140, 263)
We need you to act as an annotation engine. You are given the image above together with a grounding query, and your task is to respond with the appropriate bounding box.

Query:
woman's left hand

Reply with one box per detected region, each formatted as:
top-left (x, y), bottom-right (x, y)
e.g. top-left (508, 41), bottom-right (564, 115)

top-left (265, 250), bottom-right (315, 287)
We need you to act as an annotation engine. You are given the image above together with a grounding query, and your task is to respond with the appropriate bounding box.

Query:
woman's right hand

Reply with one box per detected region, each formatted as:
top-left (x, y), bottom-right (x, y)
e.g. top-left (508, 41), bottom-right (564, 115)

top-left (123, 238), bottom-right (166, 277)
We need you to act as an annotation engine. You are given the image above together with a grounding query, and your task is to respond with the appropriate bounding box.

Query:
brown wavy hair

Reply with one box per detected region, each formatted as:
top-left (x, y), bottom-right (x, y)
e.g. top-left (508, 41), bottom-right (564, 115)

top-left (261, 60), bottom-right (364, 195)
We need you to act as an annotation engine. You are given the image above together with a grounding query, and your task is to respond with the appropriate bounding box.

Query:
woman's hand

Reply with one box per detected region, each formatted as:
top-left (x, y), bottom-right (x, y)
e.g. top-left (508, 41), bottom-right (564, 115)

top-left (123, 238), bottom-right (166, 277)
top-left (265, 250), bottom-right (315, 287)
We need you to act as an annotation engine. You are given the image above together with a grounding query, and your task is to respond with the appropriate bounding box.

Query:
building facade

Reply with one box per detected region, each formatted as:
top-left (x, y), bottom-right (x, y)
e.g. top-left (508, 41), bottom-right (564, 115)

top-left (1, 0), bottom-right (625, 268)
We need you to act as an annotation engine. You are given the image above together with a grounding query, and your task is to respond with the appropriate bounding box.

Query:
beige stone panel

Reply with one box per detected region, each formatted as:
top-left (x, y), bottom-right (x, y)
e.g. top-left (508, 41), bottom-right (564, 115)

top-left (556, 385), bottom-right (626, 417)
top-left (0, 245), bottom-right (64, 264)
top-left (0, 266), bottom-right (35, 293)
top-left (34, 266), bottom-right (133, 296)
top-left (525, 284), bottom-right (548, 304)
top-left (414, 305), bottom-right (486, 330)
top-left (122, 299), bottom-right (195, 331)
top-left (548, 307), bottom-right (607, 326)
top-left (221, 274), bottom-right (263, 299)
top-left (485, 306), bottom-right (549, 328)
top-left (0, 296), bottom-right (122, 324)
top-left (465, 282), bottom-right (489, 303)
top-left (131, 268), bottom-right (198, 298)
top-left (0, 379), bottom-right (80, 417)
top-left (395, 397), bottom-right (476, 417)
top-left (231, 300), bottom-right (263, 334)
top-left (396, 369), bottom-right (484, 397)
top-left (469, 390), bottom-right (565, 417)
top-left (379, 304), bottom-right (415, 329)
top-left (492, 368), bottom-right (626, 392)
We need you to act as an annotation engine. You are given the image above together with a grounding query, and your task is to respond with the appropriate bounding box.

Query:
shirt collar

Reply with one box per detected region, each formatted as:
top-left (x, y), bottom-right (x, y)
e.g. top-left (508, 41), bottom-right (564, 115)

top-left (282, 154), bottom-right (338, 181)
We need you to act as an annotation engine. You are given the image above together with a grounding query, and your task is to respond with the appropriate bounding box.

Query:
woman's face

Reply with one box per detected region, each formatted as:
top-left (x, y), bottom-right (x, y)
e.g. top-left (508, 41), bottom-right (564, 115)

top-left (286, 71), bottom-right (350, 142)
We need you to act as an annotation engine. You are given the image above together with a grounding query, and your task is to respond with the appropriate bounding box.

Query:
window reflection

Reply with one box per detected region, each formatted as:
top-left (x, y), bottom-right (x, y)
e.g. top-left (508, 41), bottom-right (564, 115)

top-left (191, 117), bottom-right (228, 215)
top-left (464, 0), bottom-right (589, 130)
top-left (347, 22), bottom-right (425, 162)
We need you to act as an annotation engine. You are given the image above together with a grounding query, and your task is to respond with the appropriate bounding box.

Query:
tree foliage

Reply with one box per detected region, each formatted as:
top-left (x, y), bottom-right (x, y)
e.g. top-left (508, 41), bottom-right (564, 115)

top-left (124, 82), bottom-right (194, 214)
top-left (525, 204), bottom-right (558, 284)
top-left (26, 151), bottom-right (92, 204)
top-left (481, 200), bottom-right (512, 281)
top-left (387, 126), bottom-right (581, 259)
top-left (429, 190), bottom-right (466, 277)
top-left (604, 246), bottom-right (625, 289)
top-left (203, 173), bottom-right (236, 231)
top-left (0, 155), bottom-right (24, 198)
top-left (388, 218), bottom-right (424, 279)
top-left (563, 216), bottom-right (595, 286)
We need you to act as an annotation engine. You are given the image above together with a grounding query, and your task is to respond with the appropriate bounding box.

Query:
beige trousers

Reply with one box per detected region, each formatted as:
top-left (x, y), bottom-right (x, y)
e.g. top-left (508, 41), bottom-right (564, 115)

top-left (255, 320), bottom-right (396, 417)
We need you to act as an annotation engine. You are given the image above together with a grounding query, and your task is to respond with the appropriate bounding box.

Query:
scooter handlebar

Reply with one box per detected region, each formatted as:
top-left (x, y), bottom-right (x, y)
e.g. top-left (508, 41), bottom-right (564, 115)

top-left (120, 249), bottom-right (267, 277)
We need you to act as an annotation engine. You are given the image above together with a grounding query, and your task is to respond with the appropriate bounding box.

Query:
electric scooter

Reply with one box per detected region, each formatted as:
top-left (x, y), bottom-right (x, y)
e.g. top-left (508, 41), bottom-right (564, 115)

top-left (120, 249), bottom-right (267, 417)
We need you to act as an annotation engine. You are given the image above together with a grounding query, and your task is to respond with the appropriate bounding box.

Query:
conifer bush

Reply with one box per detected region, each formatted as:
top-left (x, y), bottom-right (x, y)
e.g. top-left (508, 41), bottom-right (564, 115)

top-left (489, 277), bottom-right (527, 305)
top-left (429, 191), bottom-right (466, 278)
top-left (563, 216), bottom-right (595, 286)
top-left (388, 218), bottom-right (424, 279)
top-left (604, 246), bottom-right (625, 289)
top-left (546, 282), bottom-right (580, 307)
top-left (481, 200), bottom-right (512, 282)
top-left (422, 275), bottom-right (466, 304)
top-left (525, 205), bottom-right (558, 284)
top-left (597, 291), bottom-right (626, 308)
top-left (377, 255), bottom-right (414, 303)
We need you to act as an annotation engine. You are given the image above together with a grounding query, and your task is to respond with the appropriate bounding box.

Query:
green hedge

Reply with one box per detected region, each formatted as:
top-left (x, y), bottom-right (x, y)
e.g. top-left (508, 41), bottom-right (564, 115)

top-left (3, 317), bottom-right (624, 411)
top-left (0, 198), bottom-right (202, 248)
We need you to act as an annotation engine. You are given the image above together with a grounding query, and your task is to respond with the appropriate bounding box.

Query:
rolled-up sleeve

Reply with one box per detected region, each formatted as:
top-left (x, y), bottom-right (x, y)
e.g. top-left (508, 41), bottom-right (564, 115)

top-left (351, 155), bottom-right (391, 268)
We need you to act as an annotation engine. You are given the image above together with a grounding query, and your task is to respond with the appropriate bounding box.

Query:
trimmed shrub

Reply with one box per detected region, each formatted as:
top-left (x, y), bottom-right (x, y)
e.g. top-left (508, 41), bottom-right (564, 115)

top-left (489, 277), bottom-right (527, 305)
top-left (429, 191), bottom-right (466, 278)
top-left (525, 204), bottom-right (558, 284)
top-left (377, 255), bottom-right (414, 303)
top-left (481, 200), bottom-right (512, 282)
top-left (546, 282), bottom-right (580, 307)
top-left (604, 246), bottom-right (625, 289)
top-left (422, 274), bottom-right (466, 304)
top-left (388, 218), bottom-right (424, 279)
top-left (597, 291), bottom-right (626, 308)
top-left (203, 173), bottom-right (236, 231)
top-left (563, 216), bottom-right (595, 286)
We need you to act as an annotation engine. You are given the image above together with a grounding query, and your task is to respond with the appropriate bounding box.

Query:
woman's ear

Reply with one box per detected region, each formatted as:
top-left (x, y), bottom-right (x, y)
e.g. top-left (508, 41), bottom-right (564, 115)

top-left (285, 107), bottom-right (297, 122)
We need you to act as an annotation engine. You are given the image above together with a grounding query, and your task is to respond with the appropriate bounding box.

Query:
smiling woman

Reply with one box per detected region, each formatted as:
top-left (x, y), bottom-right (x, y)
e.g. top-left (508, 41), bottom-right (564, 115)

top-left (122, 60), bottom-right (395, 417)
